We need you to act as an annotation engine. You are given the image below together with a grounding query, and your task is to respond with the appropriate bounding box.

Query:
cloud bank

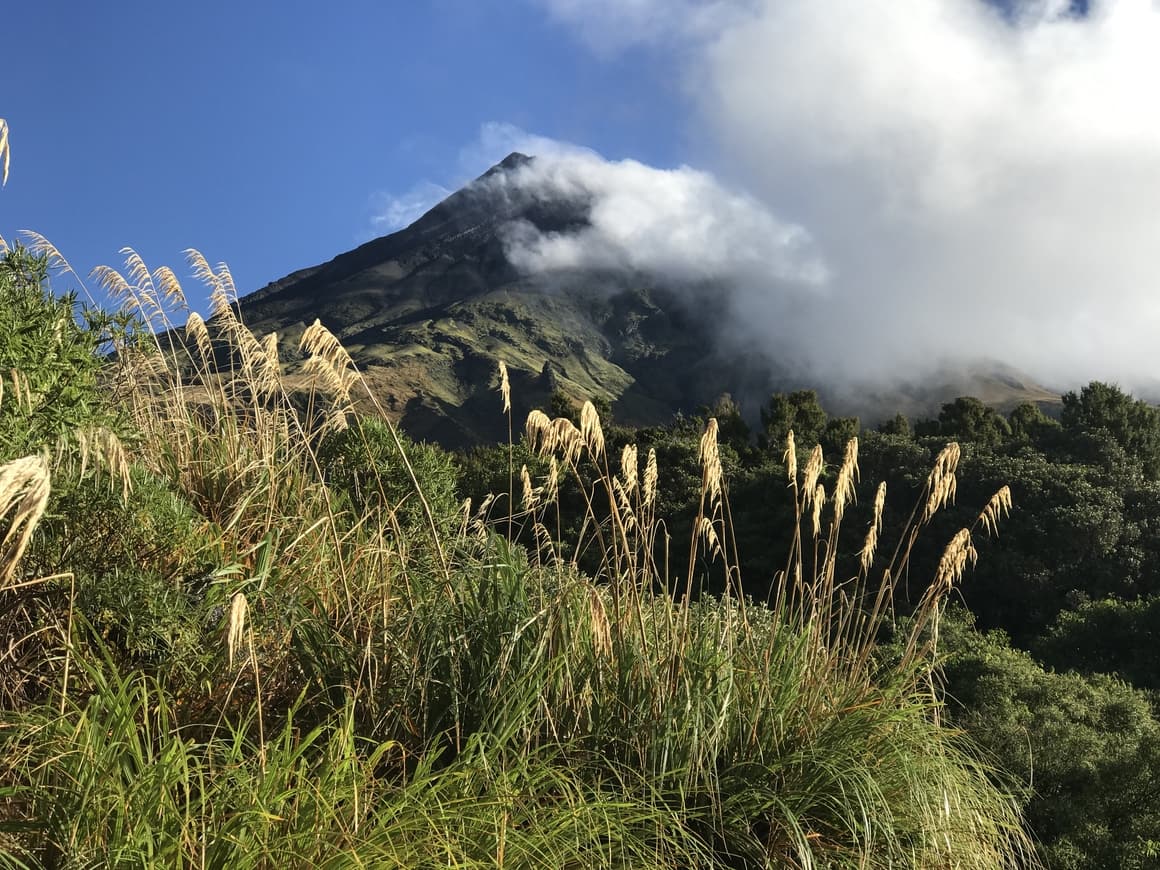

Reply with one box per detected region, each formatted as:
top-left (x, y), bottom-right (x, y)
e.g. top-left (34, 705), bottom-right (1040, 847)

top-left (479, 141), bottom-right (827, 289)
top-left (529, 0), bottom-right (1160, 392)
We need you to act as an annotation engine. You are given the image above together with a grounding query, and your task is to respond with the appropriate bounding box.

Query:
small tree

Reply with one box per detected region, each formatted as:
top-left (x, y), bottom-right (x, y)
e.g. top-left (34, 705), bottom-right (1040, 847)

top-left (0, 245), bottom-right (128, 460)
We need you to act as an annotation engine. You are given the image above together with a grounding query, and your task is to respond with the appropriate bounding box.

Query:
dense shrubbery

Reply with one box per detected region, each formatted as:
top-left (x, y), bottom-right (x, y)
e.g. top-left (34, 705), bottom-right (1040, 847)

top-left (0, 244), bottom-right (1038, 868)
top-left (456, 384), bottom-right (1160, 868)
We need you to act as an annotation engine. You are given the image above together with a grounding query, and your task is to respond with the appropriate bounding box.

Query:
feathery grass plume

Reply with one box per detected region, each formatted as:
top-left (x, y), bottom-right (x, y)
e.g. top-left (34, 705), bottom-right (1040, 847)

top-left (73, 426), bottom-right (132, 501)
top-left (812, 483), bottom-right (826, 538)
top-left (551, 416), bottom-right (584, 466)
top-left (469, 493), bottom-right (497, 538)
top-left (784, 429), bottom-right (797, 486)
top-left (544, 457), bottom-right (560, 504)
top-left (0, 117), bottom-right (9, 186)
top-left (0, 456), bottom-right (51, 583)
top-left (152, 265), bottom-right (187, 309)
top-left (699, 418), bottom-right (723, 511)
top-left (643, 448), bottom-right (658, 507)
top-left (185, 311), bottom-right (214, 366)
top-left (924, 443), bottom-right (962, 522)
top-left (934, 528), bottom-right (978, 594)
top-left (300, 320), bottom-right (356, 403)
top-left (520, 464), bottom-right (537, 512)
top-left (532, 521), bottom-right (557, 561)
top-left (0, 231), bottom-right (8, 252)
top-left (23, 231), bottom-right (96, 304)
top-left (978, 486), bottom-right (1012, 537)
top-left (1, 369), bottom-right (31, 414)
top-left (697, 515), bottom-right (722, 560)
top-left (612, 477), bottom-right (637, 532)
top-left (497, 360), bottom-right (511, 413)
top-left (587, 587), bottom-right (613, 659)
top-left (832, 437), bottom-right (859, 526)
top-left (91, 263), bottom-right (133, 306)
top-left (320, 405), bottom-right (349, 435)
top-left (802, 445), bottom-right (823, 503)
top-left (860, 481), bottom-right (887, 575)
top-left (227, 591), bottom-right (249, 668)
top-left (620, 444), bottom-right (638, 494)
top-left (526, 409), bottom-right (552, 454)
top-left (579, 400), bottom-right (605, 460)
top-left (185, 248), bottom-right (227, 301)
top-left (261, 331), bottom-right (280, 371)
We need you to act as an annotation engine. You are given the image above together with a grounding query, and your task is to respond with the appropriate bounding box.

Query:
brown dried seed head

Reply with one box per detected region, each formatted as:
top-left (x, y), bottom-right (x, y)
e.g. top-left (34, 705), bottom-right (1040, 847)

top-left (802, 445), bottom-right (824, 502)
top-left (553, 416), bottom-right (584, 465)
top-left (978, 485), bottom-right (1013, 537)
top-left (621, 444), bottom-right (638, 494)
top-left (185, 312), bottom-right (214, 365)
top-left (612, 477), bottom-right (637, 531)
top-left (923, 469), bottom-right (958, 523)
top-left (525, 409), bottom-right (552, 454)
top-left (700, 418), bottom-right (723, 508)
top-left (0, 118), bottom-right (10, 187)
top-left (784, 429), bottom-right (797, 486)
top-left (859, 481), bottom-right (887, 575)
top-left (544, 457), bottom-right (560, 503)
top-left (154, 265), bottom-right (187, 308)
top-left (521, 464), bottom-right (537, 511)
top-left (698, 515), bottom-right (722, 559)
top-left (643, 448), bottom-right (658, 507)
top-left (588, 589), bottom-right (613, 659)
top-left (497, 360), bottom-right (511, 414)
top-left (935, 528), bottom-right (977, 592)
top-left (227, 592), bottom-right (249, 668)
top-left (580, 400), bottom-right (605, 459)
top-left (929, 442), bottom-right (962, 491)
top-left (832, 437), bottom-right (860, 525)
top-left (0, 455), bottom-right (52, 582)
top-left (812, 483), bottom-right (826, 538)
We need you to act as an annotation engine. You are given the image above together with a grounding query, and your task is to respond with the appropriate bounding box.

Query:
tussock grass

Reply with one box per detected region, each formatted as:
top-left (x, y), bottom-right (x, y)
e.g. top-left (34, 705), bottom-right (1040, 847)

top-left (0, 230), bottom-right (1037, 865)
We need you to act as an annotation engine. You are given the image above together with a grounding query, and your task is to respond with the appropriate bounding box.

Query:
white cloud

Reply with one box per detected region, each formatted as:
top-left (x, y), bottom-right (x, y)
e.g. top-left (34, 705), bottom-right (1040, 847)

top-left (480, 144), bottom-right (826, 289)
top-left (535, 0), bottom-right (1160, 391)
top-left (369, 181), bottom-right (453, 234)
top-left (531, 0), bottom-right (753, 50)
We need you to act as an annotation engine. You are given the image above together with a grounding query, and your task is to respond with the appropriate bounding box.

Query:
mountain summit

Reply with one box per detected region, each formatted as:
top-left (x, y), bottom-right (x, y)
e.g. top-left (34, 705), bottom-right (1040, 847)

top-left (237, 154), bottom-right (769, 445)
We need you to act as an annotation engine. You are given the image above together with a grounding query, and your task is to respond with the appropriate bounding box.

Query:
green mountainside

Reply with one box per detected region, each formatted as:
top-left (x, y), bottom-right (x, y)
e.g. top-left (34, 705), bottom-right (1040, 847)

top-left (236, 154), bottom-right (1058, 445)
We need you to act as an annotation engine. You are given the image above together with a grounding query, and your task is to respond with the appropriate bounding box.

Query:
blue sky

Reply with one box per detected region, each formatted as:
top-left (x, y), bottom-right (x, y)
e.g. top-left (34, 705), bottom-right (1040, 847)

top-left (5, 0), bottom-right (1160, 390)
top-left (1, 1), bottom-right (690, 300)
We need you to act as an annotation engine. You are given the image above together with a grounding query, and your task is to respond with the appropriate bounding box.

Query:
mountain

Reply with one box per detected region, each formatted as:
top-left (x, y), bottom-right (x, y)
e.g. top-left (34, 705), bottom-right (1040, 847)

top-left (235, 154), bottom-right (1058, 446)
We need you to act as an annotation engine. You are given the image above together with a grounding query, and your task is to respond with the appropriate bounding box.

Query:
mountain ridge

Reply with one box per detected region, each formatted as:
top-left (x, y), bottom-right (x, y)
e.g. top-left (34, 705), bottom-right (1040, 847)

top-left (233, 154), bottom-right (1060, 446)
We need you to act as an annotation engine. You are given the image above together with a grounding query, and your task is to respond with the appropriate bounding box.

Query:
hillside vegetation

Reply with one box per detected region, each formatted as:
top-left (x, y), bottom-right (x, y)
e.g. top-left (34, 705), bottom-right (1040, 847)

top-left (0, 240), bottom-right (1041, 868)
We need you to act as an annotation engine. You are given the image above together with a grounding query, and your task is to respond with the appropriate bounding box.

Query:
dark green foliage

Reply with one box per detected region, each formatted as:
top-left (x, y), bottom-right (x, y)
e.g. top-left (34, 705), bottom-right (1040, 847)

top-left (1034, 596), bottom-right (1160, 691)
top-left (932, 396), bottom-right (1012, 446)
top-left (760, 390), bottom-right (828, 452)
top-left (877, 412), bottom-right (912, 437)
top-left (0, 246), bottom-right (130, 459)
top-left (1008, 401), bottom-right (1060, 447)
top-left (318, 416), bottom-right (462, 538)
top-left (26, 465), bottom-right (203, 580)
top-left (1061, 381), bottom-right (1160, 478)
top-left (938, 611), bottom-right (1160, 869)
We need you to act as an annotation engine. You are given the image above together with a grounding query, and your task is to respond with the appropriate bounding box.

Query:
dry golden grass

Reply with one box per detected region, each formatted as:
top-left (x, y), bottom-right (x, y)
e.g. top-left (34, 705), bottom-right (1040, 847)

top-left (0, 455), bottom-right (51, 585)
top-left (0, 117), bottom-right (10, 187)
top-left (497, 360), bottom-right (511, 414)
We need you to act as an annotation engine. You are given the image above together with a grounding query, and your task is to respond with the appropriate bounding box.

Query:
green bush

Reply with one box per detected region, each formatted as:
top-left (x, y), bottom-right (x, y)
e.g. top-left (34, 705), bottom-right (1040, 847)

top-left (937, 610), bottom-right (1160, 869)
top-left (0, 246), bottom-right (132, 460)
top-left (318, 416), bottom-right (461, 539)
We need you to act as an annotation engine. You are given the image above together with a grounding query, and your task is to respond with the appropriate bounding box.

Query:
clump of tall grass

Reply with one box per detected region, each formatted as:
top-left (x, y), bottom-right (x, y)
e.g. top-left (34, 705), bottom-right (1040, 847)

top-left (0, 233), bottom-right (1037, 866)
